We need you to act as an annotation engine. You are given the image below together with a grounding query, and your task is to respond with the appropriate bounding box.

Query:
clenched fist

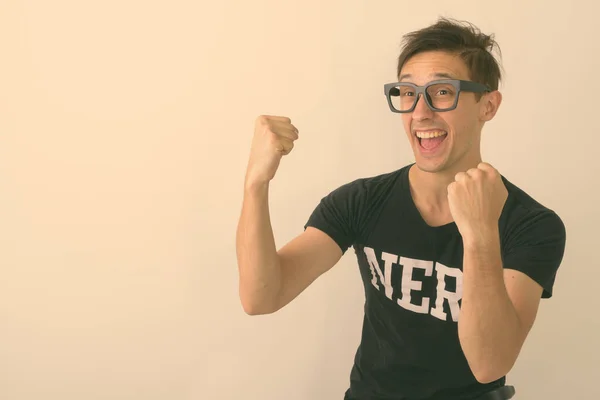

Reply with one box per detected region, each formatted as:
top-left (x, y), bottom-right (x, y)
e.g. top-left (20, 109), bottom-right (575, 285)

top-left (447, 162), bottom-right (508, 245)
top-left (245, 115), bottom-right (299, 188)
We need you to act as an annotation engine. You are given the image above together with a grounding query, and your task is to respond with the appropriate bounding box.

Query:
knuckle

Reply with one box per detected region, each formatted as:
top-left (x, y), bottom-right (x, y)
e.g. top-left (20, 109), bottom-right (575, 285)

top-left (478, 162), bottom-right (496, 173)
top-left (470, 168), bottom-right (483, 177)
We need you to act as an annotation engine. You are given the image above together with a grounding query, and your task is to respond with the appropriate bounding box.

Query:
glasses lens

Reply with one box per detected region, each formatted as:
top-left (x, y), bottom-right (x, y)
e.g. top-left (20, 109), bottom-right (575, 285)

top-left (388, 83), bottom-right (459, 112)
top-left (390, 84), bottom-right (418, 112)
top-left (426, 83), bottom-right (457, 111)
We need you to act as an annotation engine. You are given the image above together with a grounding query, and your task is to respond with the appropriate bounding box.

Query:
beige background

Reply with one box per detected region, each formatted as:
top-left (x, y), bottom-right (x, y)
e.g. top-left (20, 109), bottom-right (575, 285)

top-left (0, 0), bottom-right (598, 399)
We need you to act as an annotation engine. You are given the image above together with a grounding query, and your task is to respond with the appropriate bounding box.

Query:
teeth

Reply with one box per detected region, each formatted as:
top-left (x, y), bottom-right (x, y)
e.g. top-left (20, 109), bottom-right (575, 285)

top-left (415, 131), bottom-right (447, 139)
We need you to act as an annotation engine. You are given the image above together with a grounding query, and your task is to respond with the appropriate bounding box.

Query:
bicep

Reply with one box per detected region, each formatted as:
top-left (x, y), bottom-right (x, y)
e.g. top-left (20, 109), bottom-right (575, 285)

top-left (274, 227), bottom-right (344, 310)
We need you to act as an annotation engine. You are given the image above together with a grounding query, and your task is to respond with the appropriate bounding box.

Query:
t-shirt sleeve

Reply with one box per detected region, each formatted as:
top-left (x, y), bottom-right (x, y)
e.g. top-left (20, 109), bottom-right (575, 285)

top-left (303, 179), bottom-right (368, 254)
top-left (502, 209), bottom-right (566, 299)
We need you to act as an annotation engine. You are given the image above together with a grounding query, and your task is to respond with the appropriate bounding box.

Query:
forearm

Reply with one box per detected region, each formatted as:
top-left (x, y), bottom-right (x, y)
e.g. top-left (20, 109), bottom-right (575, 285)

top-left (236, 180), bottom-right (282, 314)
top-left (458, 228), bottom-right (524, 382)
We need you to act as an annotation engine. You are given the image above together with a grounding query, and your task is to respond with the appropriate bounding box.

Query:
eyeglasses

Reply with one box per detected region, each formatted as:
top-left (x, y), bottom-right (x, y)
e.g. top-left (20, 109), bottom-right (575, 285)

top-left (383, 79), bottom-right (491, 113)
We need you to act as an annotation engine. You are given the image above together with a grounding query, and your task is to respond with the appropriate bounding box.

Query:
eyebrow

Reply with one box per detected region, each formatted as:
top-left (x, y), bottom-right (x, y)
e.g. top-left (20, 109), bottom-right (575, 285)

top-left (398, 72), bottom-right (456, 82)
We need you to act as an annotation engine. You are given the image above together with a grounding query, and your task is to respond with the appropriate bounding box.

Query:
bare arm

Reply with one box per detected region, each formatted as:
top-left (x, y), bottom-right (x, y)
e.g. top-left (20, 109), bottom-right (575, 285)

top-left (236, 181), bottom-right (342, 315)
top-left (236, 115), bottom-right (343, 315)
top-left (458, 231), bottom-right (542, 383)
top-left (448, 163), bottom-right (544, 383)
top-left (236, 181), bottom-right (281, 315)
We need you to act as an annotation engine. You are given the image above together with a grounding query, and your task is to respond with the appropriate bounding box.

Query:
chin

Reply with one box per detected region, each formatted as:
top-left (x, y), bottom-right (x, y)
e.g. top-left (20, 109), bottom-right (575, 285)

top-left (413, 157), bottom-right (449, 174)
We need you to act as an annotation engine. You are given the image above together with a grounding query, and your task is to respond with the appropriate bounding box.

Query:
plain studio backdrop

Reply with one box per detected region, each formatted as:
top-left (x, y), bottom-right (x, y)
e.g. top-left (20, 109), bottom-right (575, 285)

top-left (0, 0), bottom-right (598, 399)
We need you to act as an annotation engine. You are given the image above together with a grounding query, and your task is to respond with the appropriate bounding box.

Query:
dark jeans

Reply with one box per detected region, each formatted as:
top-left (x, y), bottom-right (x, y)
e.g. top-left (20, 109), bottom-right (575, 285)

top-left (473, 385), bottom-right (516, 400)
top-left (344, 385), bottom-right (516, 400)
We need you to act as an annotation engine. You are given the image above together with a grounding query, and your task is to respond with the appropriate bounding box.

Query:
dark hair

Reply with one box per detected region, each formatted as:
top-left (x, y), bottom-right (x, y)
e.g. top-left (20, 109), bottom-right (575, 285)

top-left (396, 17), bottom-right (503, 95)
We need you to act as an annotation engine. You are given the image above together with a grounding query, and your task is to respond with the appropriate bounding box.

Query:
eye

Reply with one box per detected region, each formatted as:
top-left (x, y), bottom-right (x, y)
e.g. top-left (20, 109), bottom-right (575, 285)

top-left (428, 84), bottom-right (455, 97)
top-left (435, 88), bottom-right (455, 96)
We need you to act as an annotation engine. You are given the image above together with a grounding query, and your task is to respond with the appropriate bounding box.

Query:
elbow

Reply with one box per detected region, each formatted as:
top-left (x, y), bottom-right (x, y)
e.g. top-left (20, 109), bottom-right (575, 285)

top-left (471, 361), bottom-right (514, 384)
top-left (239, 290), bottom-right (278, 316)
top-left (472, 369), bottom-right (504, 384)
top-left (241, 301), bottom-right (273, 316)
top-left (459, 331), bottom-right (520, 384)
top-left (238, 274), bottom-right (283, 316)
top-left (242, 304), bottom-right (261, 316)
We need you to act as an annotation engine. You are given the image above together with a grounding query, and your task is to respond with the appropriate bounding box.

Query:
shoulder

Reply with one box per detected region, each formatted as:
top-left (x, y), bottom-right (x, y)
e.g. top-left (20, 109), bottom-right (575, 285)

top-left (304, 164), bottom-right (411, 252)
top-left (500, 175), bottom-right (566, 246)
top-left (499, 176), bottom-right (567, 298)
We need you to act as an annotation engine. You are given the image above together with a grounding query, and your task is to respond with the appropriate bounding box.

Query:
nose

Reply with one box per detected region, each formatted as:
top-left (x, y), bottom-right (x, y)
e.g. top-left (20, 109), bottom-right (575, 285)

top-left (411, 93), bottom-right (434, 121)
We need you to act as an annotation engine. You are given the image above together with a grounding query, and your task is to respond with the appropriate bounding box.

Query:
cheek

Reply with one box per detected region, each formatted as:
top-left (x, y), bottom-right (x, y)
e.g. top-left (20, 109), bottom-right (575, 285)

top-left (446, 110), bottom-right (477, 137)
top-left (401, 115), bottom-right (412, 134)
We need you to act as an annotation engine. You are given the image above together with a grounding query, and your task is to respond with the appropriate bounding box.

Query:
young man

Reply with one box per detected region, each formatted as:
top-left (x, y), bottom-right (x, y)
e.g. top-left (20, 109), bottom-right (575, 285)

top-left (236, 18), bottom-right (566, 400)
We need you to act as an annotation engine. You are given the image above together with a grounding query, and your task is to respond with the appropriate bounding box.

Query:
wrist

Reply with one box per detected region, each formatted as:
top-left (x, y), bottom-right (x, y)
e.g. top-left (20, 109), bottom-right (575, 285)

top-left (244, 177), bottom-right (270, 194)
top-left (462, 224), bottom-right (500, 251)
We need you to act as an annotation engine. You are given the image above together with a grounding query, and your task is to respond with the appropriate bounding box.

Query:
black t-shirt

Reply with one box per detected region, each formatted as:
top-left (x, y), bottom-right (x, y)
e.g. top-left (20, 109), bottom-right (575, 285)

top-left (304, 163), bottom-right (566, 400)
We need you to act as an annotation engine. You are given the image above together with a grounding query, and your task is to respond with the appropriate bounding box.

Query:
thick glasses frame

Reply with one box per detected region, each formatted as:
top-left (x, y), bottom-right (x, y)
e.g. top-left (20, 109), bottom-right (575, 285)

top-left (383, 79), bottom-right (491, 113)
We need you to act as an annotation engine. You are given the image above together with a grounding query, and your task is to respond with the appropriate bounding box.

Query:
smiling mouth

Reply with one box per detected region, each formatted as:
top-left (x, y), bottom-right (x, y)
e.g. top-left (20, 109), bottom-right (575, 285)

top-left (414, 130), bottom-right (448, 151)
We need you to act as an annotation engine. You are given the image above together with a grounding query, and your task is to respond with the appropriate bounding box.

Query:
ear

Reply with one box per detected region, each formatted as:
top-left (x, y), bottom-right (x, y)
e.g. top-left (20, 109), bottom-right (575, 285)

top-left (479, 90), bottom-right (502, 122)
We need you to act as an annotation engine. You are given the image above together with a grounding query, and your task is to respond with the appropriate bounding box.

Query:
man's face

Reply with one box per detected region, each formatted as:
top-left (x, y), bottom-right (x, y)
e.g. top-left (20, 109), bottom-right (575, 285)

top-left (399, 50), bottom-right (497, 174)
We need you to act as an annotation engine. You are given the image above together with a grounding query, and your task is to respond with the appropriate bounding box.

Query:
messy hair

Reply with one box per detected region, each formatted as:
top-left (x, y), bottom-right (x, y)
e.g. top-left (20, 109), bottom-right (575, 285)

top-left (397, 17), bottom-right (503, 95)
